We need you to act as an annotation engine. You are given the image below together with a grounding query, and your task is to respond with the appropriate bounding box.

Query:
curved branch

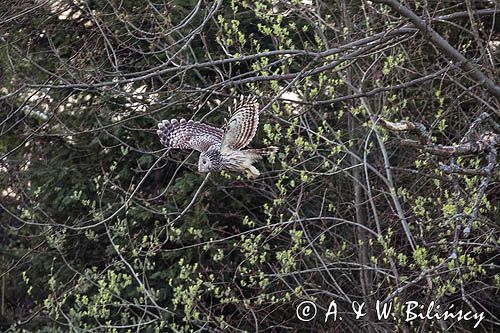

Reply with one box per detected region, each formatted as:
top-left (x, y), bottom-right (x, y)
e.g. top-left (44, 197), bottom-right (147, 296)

top-left (373, 0), bottom-right (500, 103)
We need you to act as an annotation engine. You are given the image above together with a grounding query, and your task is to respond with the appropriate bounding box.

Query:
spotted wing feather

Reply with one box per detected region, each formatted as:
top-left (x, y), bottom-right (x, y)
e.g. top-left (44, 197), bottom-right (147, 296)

top-left (157, 119), bottom-right (223, 152)
top-left (220, 95), bottom-right (260, 153)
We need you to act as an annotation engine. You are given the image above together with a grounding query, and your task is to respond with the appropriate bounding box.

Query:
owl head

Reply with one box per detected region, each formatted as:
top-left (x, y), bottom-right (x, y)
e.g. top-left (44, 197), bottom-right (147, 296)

top-left (198, 148), bottom-right (222, 173)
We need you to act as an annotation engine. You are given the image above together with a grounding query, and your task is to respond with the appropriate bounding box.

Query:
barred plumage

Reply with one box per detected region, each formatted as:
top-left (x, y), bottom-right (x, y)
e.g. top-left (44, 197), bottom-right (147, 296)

top-left (157, 96), bottom-right (277, 177)
top-left (157, 119), bottom-right (223, 152)
top-left (221, 95), bottom-right (260, 153)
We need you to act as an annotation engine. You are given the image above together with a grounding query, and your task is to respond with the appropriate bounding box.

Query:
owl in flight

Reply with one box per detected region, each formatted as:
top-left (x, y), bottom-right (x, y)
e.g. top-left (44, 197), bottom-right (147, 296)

top-left (157, 96), bottom-right (277, 177)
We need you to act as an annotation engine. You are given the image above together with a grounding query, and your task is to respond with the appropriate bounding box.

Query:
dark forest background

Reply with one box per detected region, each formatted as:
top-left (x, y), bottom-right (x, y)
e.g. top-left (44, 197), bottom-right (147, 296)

top-left (0, 0), bottom-right (499, 332)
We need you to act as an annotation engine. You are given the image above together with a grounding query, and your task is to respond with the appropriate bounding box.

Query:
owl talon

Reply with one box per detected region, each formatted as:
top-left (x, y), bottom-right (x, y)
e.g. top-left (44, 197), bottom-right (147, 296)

top-left (246, 165), bottom-right (260, 178)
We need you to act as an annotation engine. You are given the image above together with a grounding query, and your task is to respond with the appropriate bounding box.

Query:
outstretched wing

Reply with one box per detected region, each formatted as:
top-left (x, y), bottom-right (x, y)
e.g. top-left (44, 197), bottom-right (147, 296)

top-left (220, 95), bottom-right (260, 153)
top-left (157, 119), bottom-right (223, 152)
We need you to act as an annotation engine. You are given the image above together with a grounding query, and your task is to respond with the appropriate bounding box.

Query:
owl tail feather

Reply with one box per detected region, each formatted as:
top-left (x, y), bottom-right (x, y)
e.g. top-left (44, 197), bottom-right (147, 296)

top-left (243, 146), bottom-right (278, 160)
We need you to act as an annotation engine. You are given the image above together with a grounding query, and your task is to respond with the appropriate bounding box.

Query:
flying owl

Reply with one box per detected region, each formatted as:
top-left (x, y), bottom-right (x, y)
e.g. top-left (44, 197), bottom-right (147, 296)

top-left (157, 96), bottom-right (277, 177)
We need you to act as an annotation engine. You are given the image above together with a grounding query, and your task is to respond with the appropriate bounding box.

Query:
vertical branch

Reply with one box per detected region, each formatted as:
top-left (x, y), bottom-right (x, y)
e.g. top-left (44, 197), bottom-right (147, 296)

top-left (1, 269), bottom-right (4, 317)
top-left (340, 0), bottom-right (375, 330)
